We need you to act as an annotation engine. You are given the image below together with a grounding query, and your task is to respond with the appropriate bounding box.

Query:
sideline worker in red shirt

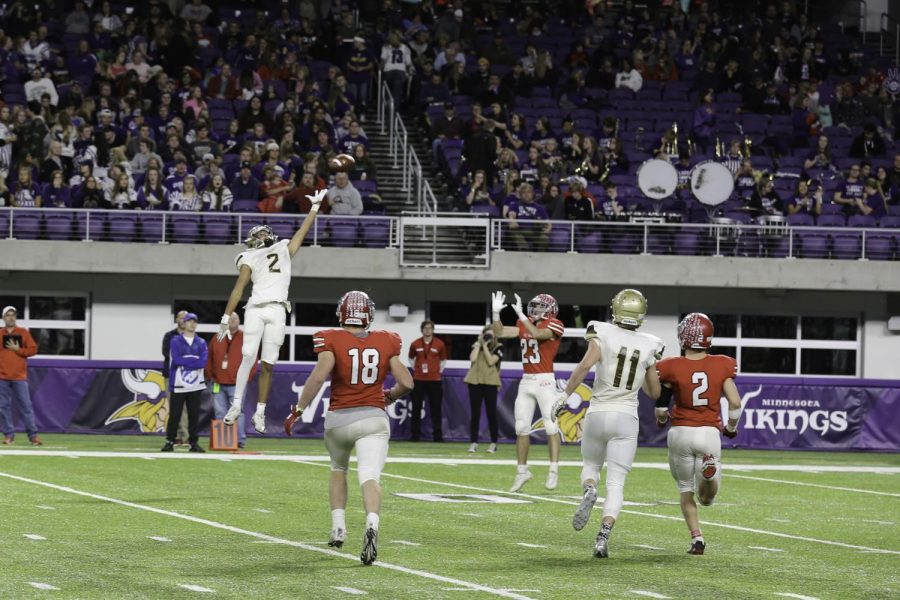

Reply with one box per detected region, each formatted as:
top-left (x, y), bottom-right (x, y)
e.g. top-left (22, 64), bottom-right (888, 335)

top-left (206, 313), bottom-right (258, 448)
top-left (0, 306), bottom-right (42, 445)
top-left (407, 320), bottom-right (448, 442)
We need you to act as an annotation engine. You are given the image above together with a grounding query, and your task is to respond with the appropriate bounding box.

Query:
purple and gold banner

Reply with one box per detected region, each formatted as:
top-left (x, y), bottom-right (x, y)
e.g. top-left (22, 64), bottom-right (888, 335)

top-left (11, 362), bottom-right (900, 452)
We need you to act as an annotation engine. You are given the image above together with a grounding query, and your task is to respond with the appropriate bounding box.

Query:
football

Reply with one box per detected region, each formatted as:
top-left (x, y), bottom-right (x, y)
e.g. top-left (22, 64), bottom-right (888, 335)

top-left (328, 153), bottom-right (356, 172)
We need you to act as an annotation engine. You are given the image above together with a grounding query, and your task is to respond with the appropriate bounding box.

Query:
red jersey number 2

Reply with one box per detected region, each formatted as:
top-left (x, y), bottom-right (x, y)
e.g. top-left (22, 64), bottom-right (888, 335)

top-left (691, 372), bottom-right (709, 406)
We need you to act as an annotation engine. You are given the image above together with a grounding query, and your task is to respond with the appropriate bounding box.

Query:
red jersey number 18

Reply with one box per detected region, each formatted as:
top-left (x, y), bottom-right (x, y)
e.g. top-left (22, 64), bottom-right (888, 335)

top-left (348, 348), bottom-right (380, 384)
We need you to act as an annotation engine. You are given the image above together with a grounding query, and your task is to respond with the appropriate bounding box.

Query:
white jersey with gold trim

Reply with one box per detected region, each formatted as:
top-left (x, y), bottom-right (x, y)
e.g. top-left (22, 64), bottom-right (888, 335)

top-left (235, 239), bottom-right (291, 308)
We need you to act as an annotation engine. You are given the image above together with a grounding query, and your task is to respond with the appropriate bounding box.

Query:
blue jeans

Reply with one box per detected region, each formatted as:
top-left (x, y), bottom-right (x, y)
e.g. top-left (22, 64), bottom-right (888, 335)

top-left (0, 380), bottom-right (38, 439)
top-left (212, 384), bottom-right (246, 445)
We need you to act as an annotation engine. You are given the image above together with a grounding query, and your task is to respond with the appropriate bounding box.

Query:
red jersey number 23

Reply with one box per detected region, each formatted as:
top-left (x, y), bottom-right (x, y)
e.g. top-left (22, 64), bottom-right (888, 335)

top-left (520, 338), bottom-right (540, 364)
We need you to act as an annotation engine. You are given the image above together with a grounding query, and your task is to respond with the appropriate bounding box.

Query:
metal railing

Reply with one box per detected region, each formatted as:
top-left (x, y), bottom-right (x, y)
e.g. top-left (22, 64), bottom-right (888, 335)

top-left (881, 13), bottom-right (900, 65)
top-left (375, 76), bottom-right (438, 215)
top-left (399, 213), bottom-right (490, 268)
top-left (0, 207), bottom-right (398, 249)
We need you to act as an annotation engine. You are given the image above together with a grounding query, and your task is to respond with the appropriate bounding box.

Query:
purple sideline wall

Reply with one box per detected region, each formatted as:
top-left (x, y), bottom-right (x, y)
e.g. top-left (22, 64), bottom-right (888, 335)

top-left (12, 361), bottom-right (900, 452)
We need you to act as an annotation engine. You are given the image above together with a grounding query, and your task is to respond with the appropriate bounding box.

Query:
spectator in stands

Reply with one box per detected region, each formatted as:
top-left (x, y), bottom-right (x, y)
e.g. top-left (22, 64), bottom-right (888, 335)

top-left (231, 162), bottom-right (260, 204)
top-left (539, 182), bottom-right (565, 220)
top-left (346, 37), bottom-right (375, 116)
top-left (465, 119), bottom-right (498, 184)
top-left (137, 168), bottom-right (169, 210)
top-left (850, 123), bottom-right (886, 159)
top-left (464, 324), bottom-right (502, 454)
top-left (238, 96), bottom-right (274, 134)
top-left (692, 89), bottom-right (717, 155)
top-left (430, 102), bottom-right (464, 160)
top-left (206, 313), bottom-right (256, 449)
top-left (734, 160), bottom-right (758, 202)
top-left (162, 312), bottom-right (207, 453)
top-left (833, 164), bottom-right (865, 213)
top-left (787, 180), bottom-right (824, 216)
top-left (507, 182), bottom-right (550, 251)
top-left (381, 32), bottom-right (414, 106)
top-left (791, 95), bottom-right (820, 149)
top-left (130, 140), bottom-right (163, 176)
top-left (284, 172), bottom-right (327, 214)
top-left (858, 178), bottom-right (889, 218)
top-left (40, 141), bottom-right (67, 183)
top-left (599, 184), bottom-right (624, 219)
top-left (832, 83), bottom-right (865, 129)
top-left (11, 166), bottom-right (42, 207)
top-left (747, 177), bottom-right (784, 216)
top-left (75, 176), bottom-right (107, 209)
top-left (257, 167), bottom-right (292, 213)
top-left (874, 166), bottom-right (896, 207)
top-left (606, 138), bottom-right (630, 175)
top-left (328, 172), bottom-right (363, 215)
top-left (24, 67), bottom-right (58, 107)
top-left (758, 82), bottom-right (789, 115)
top-left (803, 135), bottom-right (834, 171)
top-left (0, 306), bottom-right (41, 446)
top-left (107, 172), bottom-right (137, 209)
top-left (43, 171), bottom-right (71, 208)
top-left (65, 1), bottom-right (91, 34)
top-left (349, 143), bottom-right (377, 182)
top-left (338, 120), bottom-right (368, 155)
top-left (168, 175), bottom-right (201, 211)
top-left (202, 174), bottom-right (234, 212)
top-left (565, 179), bottom-right (595, 222)
top-left (461, 169), bottom-right (493, 211)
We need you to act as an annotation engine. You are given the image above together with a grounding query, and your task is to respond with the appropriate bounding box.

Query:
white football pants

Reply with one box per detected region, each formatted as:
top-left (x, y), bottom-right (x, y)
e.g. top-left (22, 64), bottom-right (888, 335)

top-left (667, 425), bottom-right (722, 493)
top-left (580, 411), bottom-right (638, 520)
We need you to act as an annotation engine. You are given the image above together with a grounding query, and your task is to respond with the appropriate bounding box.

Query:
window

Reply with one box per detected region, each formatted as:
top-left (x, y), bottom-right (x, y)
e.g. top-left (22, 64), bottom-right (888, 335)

top-left (684, 312), bottom-right (860, 376)
top-left (294, 302), bottom-right (340, 327)
top-left (430, 302), bottom-right (488, 326)
top-left (1, 294), bottom-right (89, 357)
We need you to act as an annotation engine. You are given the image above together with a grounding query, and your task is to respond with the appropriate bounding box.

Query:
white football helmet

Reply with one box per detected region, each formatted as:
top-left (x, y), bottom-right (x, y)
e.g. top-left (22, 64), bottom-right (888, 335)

top-left (245, 225), bottom-right (278, 249)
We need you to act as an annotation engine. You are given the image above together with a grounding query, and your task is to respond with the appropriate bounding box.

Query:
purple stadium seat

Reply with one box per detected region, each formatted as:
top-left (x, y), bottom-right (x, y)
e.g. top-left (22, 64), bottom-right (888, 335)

top-left (470, 204), bottom-right (500, 217)
top-left (108, 213), bottom-right (139, 242)
top-left (673, 229), bottom-right (702, 255)
top-left (767, 235), bottom-right (791, 258)
top-left (878, 215), bottom-right (900, 228)
top-left (203, 216), bottom-right (233, 244)
top-left (864, 235), bottom-right (893, 260)
top-left (0, 210), bottom-right (8, 238)
top-left (831, 233), bottom-right (861, 259)
top-left (646, 229), bottom-right (671, 254)
top-left (44, 214), bottom-right (74, 241)
top-left (140, 214), bottom-right (164, 243)
top-left (171, 214), bottom-right (201, 244)
top-left (798, 233), bottom-right (829, 258)
top-left (847, 215), bottom-right (876, 228)
top-left (787, 213), bottom-right (815, 226)
top-left (736, 231), bottom-right (761, 257)
top-left (816, 214), bottom-right (845, 227)
top-left (329, 218), bottom-right (359, 247)
top-left (74, 211), bottom-right (106, 241)
top-left (820, 203), bottom-right (844, 215)
top-left (887, 206), bottom-right (900, 217)
top-left (608, 232), bottom-right (638, 254)
top-left (231, 200), bottom-right (260, 213)
top-left (548, 226), bottom-right (571, 252)
top-left (361, 220), bottom-right (390, 248)
top-left (266, 216), bottom-right (297, 241)
top-left (12, 212), bottom-right (41, 240)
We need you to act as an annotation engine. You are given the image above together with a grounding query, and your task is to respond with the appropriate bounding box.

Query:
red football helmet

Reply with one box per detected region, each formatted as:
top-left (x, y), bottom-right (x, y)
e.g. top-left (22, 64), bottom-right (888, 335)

top-left (678, 313), bottom-right (714, 350)
top-left (527, 293), bottom-right (559, 321)
top-left (337, 291), bottom-right (375, 329)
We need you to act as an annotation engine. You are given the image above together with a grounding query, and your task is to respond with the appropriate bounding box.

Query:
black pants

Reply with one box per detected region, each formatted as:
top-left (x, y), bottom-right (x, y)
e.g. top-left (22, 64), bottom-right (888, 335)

top-left (468, 384), bottom-right (499, 444)
top-left (410, 380), bottom-right (443, 441)
top-left (167, 389), bottom-right (202, 444)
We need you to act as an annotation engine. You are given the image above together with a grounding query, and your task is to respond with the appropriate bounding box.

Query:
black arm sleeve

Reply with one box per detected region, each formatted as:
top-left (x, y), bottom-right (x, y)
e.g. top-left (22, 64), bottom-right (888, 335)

top-left (655, 385), bottom-right (673, 408)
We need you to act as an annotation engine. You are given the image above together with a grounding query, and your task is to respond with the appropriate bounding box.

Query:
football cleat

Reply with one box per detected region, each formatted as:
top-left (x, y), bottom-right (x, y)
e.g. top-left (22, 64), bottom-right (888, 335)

top-left (252, 412), bottom-right (266, 434)
top-left (467, 443), bottom-right (478, 453)
top-left (593, 533), bottom-right (610, 558)
top-left (688, 540), bottom-right (706, 555)
top-left (328, 528), bottom-right (346, 548)
top-left (284, 405), bottom-right (303, 436)
top-left (160, 441), bottom-right (174, 452)
top-left (360, 527), bottom-right (378, 565)
top-left (509, 470), bottom-right (533, 493)
top-left (223, 403), bottom-right (241, 426)
top-left (487, 443), bottom-right (497, 453)
top-left (701, 454), bottom-right (717, 480)
top-left (545, 471), bottom-right (558, 490)
top-left (572, 486), bottom-right (598, 531)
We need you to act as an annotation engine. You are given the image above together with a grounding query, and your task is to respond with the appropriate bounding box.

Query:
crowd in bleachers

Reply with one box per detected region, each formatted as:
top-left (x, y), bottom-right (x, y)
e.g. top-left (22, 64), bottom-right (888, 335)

top-left (0, 0), bottom-right (387, 241)
top-left (379, 0), bottom-right (900, 255)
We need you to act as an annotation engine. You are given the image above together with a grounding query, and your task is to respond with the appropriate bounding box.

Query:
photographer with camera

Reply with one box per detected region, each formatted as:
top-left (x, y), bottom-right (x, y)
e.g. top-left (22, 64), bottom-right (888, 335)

top-left (464, 325), bottom-right (503, 453)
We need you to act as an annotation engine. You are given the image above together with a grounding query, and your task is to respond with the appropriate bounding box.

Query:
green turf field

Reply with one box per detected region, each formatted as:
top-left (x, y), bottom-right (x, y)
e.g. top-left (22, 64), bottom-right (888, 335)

top-left (1, 434), bottom-right (898, 599)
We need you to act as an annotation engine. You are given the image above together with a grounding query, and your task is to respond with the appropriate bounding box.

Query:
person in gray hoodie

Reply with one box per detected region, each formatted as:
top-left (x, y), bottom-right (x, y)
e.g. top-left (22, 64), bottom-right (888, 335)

top-left (327, 172), bottom-right (363, 215)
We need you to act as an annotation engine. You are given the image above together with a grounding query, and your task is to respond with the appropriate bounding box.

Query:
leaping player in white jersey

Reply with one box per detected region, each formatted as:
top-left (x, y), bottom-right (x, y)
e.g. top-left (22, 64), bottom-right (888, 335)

top-left (551, 289), bottom-right (663, 559)
top-left (220, 188), bottom-right (328, 433)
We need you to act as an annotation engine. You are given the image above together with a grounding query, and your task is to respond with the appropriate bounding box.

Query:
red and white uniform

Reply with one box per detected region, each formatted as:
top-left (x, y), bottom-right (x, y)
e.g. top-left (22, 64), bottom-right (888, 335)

top-left (657, 354), bottom-right (738, 492)
top-left (312, 328), bottom-right (402, 484)
top-left (514, 318), bottom-right (564, 436)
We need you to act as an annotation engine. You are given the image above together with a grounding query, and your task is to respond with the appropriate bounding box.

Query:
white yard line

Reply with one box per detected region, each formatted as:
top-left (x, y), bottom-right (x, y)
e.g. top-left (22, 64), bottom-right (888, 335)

top-left (332, 587), bottom-right (368, 595)
top-left (148, 536), bottom-right (171, 542)
top-left (35, 505), bottom-right (55, 510)
top-left (749, 546), bottom-right (786, 552)
top-left (774, 593), bottom-right (820, 600)
top-left (629, 591), bottom-right (672, 599)
top-left (177, 584), bottom-right (215, 593)
top-left (1, 449), bottom-right (898, 473)
top-left (0, 471), bottom-right (535, 600)
top-left (294, 461), bottom-right (900, 557)
top-left (391, 540), bottom-right (421, 546)
top-left (726, 474), bottom-right (900, 498)
top-left (861, 520), bottom-right (895, 525)
top-left (632, 544), bottom-right (664, 551)
top-left (515, 543), bottom-right (548, 548)
top-left (253, 508), bottom-right (273, 513)
top-left (27, 582), bottom-right (59, 591)
top-left (23, 534), bottom-right (46, 540)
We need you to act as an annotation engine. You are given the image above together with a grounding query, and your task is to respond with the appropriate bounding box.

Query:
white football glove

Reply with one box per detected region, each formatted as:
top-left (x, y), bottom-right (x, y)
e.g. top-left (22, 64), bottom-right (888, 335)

top-left (216, 314), bottom-right (230, 342)
top-left (512, 293), bottom-right (526, 321)
top-left (491, 291), bottom-right (506, 321)
top-left (307, 188), bottom-right (328, 212)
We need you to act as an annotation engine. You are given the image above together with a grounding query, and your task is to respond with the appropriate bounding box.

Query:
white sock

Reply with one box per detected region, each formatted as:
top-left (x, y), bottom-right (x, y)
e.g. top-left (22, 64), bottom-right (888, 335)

top-left (256, 402), bottom-right (266, 414)
top-left (366, 512), bottom-right (380, 530)
top-left (331, 509), bottom-right (346, 530)
top-left (549, 462), bottom-right (559, 473)
top-left (517, 464), bottom-right (529, 475)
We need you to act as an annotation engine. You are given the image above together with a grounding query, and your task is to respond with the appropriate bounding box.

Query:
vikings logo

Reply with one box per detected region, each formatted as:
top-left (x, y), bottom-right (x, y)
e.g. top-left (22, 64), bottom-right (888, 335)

top-left (530, 379), bottom-right (592, 442)
top-left (105, 369), bottom-right (169, 432)
top-left (885, 68), bottom-right (900, 95)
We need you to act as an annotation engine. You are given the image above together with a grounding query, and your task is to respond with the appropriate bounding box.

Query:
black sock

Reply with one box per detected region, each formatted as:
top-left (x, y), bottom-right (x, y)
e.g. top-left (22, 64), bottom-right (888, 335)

top-left (599, 522), bottom-right (614, 539)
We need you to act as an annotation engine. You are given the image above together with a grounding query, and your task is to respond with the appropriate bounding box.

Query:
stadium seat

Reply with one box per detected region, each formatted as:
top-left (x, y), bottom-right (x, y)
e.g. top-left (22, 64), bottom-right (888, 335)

top-left (171, 215), bottom-right (201, 244)
top-left (203, 216), bottom-right (233, 244)
top-left (673, 229), bottom-right (702, 255)
top-left (470, 204), bottom-right (500, 217)
top-left (239, 216), bottom-right (265, 241)
top-left (12, 212), bottom-right (42, 240)
top-left (864, 235), bottom-right (894, 260)
top-left (831, 233), bottom-right (861, 259)
top-left (361, 220), bottom-right (390, 248)
top-left (231, 200), bottom-right (260, 213)
top-left (328, 218), bottom-right (360, 247)
top-left (798, 233), bottom-right (830, 258)
top-left (547, 226), bottom-right (572, 252)
top-left (140, 214), bottom-right (165, 243)
top-left (848, 215), bottom-right (877, 228)
top-left (787, 213), bottom-right (815, 226)
top-left (0, 210), bottom-right (8, 238)
top-left (816, 214), bottom-right (846, 227)
top-left (44, 213), bottom-right (75, 241)
top-left (108, 214), bottom-right (139, 242)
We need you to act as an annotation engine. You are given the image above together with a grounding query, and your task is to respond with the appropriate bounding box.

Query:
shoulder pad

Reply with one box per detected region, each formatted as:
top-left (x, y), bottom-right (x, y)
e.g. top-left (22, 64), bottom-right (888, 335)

top-left (584, 320), bottom-right (608, 340)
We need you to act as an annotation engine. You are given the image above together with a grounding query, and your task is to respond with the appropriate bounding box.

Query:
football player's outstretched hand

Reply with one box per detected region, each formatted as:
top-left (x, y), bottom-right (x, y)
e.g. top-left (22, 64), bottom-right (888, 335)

top-left (383, 388), bottom-right (394, 406)
top-left (216, 314), bottom-right (230, 342)
top-left (307, 188), bottom-right (328, 211)
top-left (512, 294), bottom-right (525, 320)
top-left (491, 291), bottom-right (507, 315)
top-left (722, 426), bottom-right (738, 439)
top-left (283, 404), bottom-right (303, 436)
top-left (550, 395), bottom-right (567, 423)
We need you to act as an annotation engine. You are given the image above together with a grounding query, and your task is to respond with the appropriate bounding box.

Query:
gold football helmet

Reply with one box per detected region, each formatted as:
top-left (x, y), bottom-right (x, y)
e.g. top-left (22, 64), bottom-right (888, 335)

top-left (610, 289), bottom-right (647, 328)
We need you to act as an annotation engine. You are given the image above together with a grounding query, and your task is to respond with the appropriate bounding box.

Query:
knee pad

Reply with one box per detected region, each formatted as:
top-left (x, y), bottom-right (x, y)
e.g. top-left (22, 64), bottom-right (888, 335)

top-left (543, 420), bottom-right (559, 436)
top-left (357, 467), bottom-right (381, 486)
top-left (515, 419), bottom-right (531, 436)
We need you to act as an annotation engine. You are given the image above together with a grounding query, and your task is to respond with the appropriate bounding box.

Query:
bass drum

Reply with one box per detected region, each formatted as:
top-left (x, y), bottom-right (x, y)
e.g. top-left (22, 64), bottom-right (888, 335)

top-left (637, 159), bottom-right (679, 200)
top-left (690, 160), bottom-right (735, 206)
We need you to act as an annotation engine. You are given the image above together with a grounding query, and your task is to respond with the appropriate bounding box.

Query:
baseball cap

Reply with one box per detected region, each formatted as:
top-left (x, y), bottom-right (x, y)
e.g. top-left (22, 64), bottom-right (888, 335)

top-left (240, 160), bottom-right (252, 169)
top-left (183, 312), bottom-right (198, 322)
top-left (1, 306), bottom-right (16, 317)
top-left (99, 108), bottom-right (113, 117)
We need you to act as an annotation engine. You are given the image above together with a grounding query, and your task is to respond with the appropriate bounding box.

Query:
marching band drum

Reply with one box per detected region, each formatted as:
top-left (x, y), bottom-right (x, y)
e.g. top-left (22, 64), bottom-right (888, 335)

top-left (690, 160), bottom-right (735, 206)
top-left (637, 159), bottom-right (679, 201)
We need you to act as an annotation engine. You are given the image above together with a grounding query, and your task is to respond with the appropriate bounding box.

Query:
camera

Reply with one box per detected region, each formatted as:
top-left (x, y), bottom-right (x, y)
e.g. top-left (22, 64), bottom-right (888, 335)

top-left (482, 332), bottom-right (493, 342)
